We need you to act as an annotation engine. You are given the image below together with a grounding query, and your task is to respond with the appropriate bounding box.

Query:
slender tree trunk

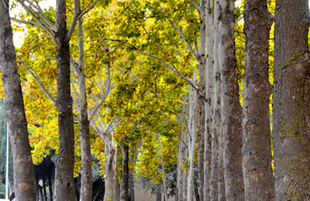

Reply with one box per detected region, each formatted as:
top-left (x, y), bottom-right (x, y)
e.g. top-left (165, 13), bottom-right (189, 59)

top-left (178, 99), bottom-right (188, 201)
top-left (77, 2), bottom-right (93, 201)
top-left (187, 75), bottom-right (198, 201)
top-left (204, 1), bottom-right (214, 200)
top-left (243, 1), bottom-right (274, 200)
top-left (217, 0), bottom-right (244, 200)
top-left (54, 0), bottom-right (75, 200)
top-left (129, 172), bottom-right (135, 201)
top-left (0, 1), bottom-right (36, 201)
top-left (197, 1), bottom-right (207, 200)
top-left (210, 1), bottom-right (221, 200)
top-left (120, 144), bottom-right (129, 201)
top-left (273, 0), bottom-right (310, 200)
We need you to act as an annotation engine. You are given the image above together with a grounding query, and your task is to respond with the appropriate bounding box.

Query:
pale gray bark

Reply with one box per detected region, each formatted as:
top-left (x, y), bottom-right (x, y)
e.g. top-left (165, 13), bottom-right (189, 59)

top-left (104, 139), bottom-right (120, 201)
top-left (210, 1), bottom-right (222, 200)
top-left (197, 1), bottom-right (207, 199)
top-left (243, 0), bottom-right (274, 200)
top-left (177, 99), bottom-right (188, 201)
top-left (0, 1), bottom-right (36, 200)
top-left (77, 1), bottom-right (92, 200)
top-left (273, 0), bottom-right (310, 200)
top-left (187, 74), bottom-right (198, 201)
top-left (203, 0), bottom-right (214, 200)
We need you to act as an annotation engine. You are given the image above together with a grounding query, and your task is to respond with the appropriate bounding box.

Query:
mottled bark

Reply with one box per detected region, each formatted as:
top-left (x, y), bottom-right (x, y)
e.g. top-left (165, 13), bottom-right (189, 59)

top-left (0, 1), bottom-right (36, 201)
top-left (187, 77), bottom-right (198, 201)
top-left (104, 139), bottom-right (120, 201)
top-left (120, 144), bottom-right (129, 201)
top-left (218, 0), bottom-right (244, 200)
top-left (273, 0), bottom-right (310, 200)
top-left (54, 0), bottom-right (75, 200)
top-left (204, 0), bottom-right (214, 199)
top-left (77, 3), bottom-right (92, 201)
top-left (177, 99), bottom-right (188, 201)
top-left (243, 0), bottom-right (274, 200)
top-left (210, 1), bottom-right (221, 200)
top-left (197, 1), bottom-right (207, 200)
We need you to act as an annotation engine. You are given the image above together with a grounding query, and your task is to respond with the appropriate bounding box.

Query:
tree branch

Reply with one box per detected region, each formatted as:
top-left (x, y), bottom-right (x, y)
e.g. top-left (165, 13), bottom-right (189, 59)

top-left (19, 59), bottom-right (57, 105)
top-left (11, 17), bottom-right (45, 30)
top-left (188, 0), bottom-right (205, 16)
top-left (67, 0), bottom-right (98, 40)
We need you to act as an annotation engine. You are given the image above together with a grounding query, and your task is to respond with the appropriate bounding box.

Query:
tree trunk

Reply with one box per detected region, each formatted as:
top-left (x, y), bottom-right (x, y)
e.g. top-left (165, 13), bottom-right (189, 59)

top-left (204, 1), bottom-right (214, 200)
top-left (54, 0), bottom-right (75, 200)
top-left (177, 99), bottom-right (188, 201)
top-left (120, 144), bottom-right (129, 201)
top-left (197, 1), bottom-right (207, 200)
top-left (156, 184), bottom-right (162, 201)
top-left (104, 139), bottom-right (120, 201)
top-left (210, 1), bottom-right (222, 200)
top-left (77, 3), bottom-right (93, 201)
top-left (128, 172), bottom-right (135, 201)
top-left (243, 1), bottom-right (275, 200)
top-left (187, 75), bottom-right (198, 201)
top-left (217, 0), bottom-right (244, 200)
top-left (0, 1), bottom-right (36, 201)
top-left (273, 0), bottom-right (310, 200)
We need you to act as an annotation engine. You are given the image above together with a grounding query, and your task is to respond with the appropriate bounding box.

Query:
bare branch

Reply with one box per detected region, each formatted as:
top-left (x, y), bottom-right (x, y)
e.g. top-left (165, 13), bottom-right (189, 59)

top-left (165, 17), bottom-right (198, 59)
top-left (67, 0), bottom-right (98, 40)
top-left (33, 1), bottom-right (57, 31)
top-left (11, 17), bottom-right (45, 30)
top-left (89, 47), bottom-right (111, 122)
top-left (188, 0), bottom-right (205, 16)
top-left (136, 49), bottom-right (198, 90)
top-left (16, 1), bottom-right (59, 46)
top-left (19, 59), bottom-right (57, 104)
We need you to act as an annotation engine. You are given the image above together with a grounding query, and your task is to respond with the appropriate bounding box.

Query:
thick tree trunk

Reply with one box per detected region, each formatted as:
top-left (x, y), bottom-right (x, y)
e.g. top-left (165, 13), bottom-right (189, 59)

top-left (217, 0), bottom-right (244, 200)
top-left (77, 4), bottom-right (93, 201)
top-left (104, 140), bottom-right (120, 201)
top-left (204, 1), bottom-right (214, 200)
top-left (273, 0), bottom-right (310, 200)
top-left (0, 1), bottom-right (36, 201)
top-left (54, 0), bottom-right (75, 200)
top-left (243, 1), bottom-right (274, 200)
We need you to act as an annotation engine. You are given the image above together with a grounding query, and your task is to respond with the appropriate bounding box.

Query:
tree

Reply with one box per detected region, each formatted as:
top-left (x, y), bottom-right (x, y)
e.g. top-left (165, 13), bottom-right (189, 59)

top-left (243, 0), bottom-right (274, 200)
top-left (273, 0), bottom-right (310, 200)
top-left (217, 0), bottom-right (244, 199)
top-left (204, 0), bottom-right (214, 200)
top-left (54, 0), bottom-right (75, 200)
top-left (0, 1), bottom-right (36, 200)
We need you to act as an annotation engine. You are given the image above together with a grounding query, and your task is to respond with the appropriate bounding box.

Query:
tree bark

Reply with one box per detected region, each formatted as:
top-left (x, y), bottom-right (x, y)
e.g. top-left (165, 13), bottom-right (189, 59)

top-left (77, 2), bottom-right (93, 201)
top-left (204, 1), bottom-right (214, 200)
top-left (197, 1), bottom-right (207, 200)
top-left (120, 144), bottom-right (129, 201)
top-left (243, 0), bottom-right (274, 200)
top-left (210, 1), bottom-right (221, 200)
top-left (104, 139), bottom-right (120, 201)
top-left (273, 0), bottom-right (310, 200)
top-left (217, 0), bottom-right (244, 200)
top-left (187, 76), bottom-right (197, 201)
top-left (0, 1), bottom-right (36, 201)
top-left (54, 0), bottom-right (75, 200)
